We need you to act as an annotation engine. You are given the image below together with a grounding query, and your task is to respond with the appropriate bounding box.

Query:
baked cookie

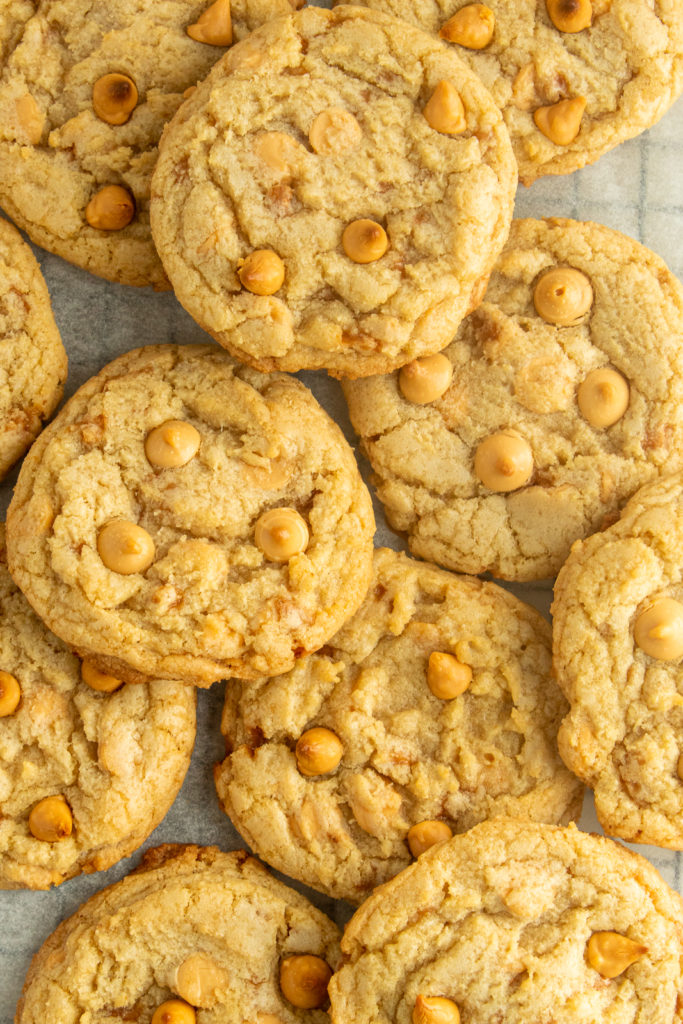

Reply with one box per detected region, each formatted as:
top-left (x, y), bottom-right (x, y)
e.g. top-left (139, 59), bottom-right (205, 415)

top-left (343, 218), bottom-right (683, 581)
top-left (150, 4), bottom-right (517, 377)
top-left (553, 472), bottom-right (683, 849)
top-left (214, 547), bottom-right (583, 903)
top-left (16, 844), bottom-right (341, 1022)
top-left (0, 216), bottom-right (66, 481)
top-left (6, 344), bottom-right (375, 686)
top-left (0, 0), bottom-right (301, 288)
top-left (0, 524), bottom-right (196, 890)
top-left (329, 818), bottom-right (683, 1024)
top-left (333, 0), bottom-right (683, 185)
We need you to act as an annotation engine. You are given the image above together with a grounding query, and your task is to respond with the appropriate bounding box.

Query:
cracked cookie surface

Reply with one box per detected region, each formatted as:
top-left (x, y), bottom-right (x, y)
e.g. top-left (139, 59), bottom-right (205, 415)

top-left (553, 472), bottom-right (683, 849)
top-left (343, 218), bottom-right (683, 581)
top-left (16, 844), bottom-right (341, 1023)
top-left (5, 344), bottom-right (375, 686)
top-left (150, 4), bottom-right (516, 377)
top-left (0, 0), bottom-right (299, 287)
top-left (0, 216), bottom-right (66, 480)
top-left (329, 818), bottom-right (683, 1024)
top-left (215, 548), bottom-right (582, 903)
top-left (334, 0), bottom-right (683, 184)
top-left (0, 525), bottom-right (196, 890)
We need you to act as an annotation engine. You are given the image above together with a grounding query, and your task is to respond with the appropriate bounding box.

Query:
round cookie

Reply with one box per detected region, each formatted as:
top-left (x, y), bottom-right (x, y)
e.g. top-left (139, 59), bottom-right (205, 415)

top-left (329, 818), bottom-right (683, 1024)
top-left (16, 844), bottom-right (341, 1022)
top-left (0, 524), bottom-right (196, 890)
top-left (150, 4), bottom-right (517, 377)
top-left (214, 547), bottom-right (583, 904)
top-left (0, 0), bottom-right (301, 288)
top-left (553, 472), bottom-right (683, 849)
top-left (332, 0), bottom-right (683, 185)
top-left (6, 344), bottom-right (375, 686)
top-left (0, 216), bottom-right (66, 480)
top-left (343, 218), bottom-right (683, 581)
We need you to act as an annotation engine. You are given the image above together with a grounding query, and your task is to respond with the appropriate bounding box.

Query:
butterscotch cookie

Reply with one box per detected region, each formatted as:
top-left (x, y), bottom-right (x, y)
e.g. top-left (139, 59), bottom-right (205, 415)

top-left (343, 218), bottom-right (683, 581)
top-left (553, 472), bottom-right (683, 849)
top-left (334, 0), bottom-right (683, 185)
top-left (6, 344), bottom-right (375, 686)
top-left (329, 818), bottom-right (683, 1024)
top-left (16, 844), bottom-right (341, 1021)
top-left (0, 0), bottom-right (300, 288)
top-left (150, 5), bottom-right (517, 377)
top-left (0, 524), bottom-right (196, 890)
top-left (0, 217), bottom-right (66, 480)
top-left (215, 548), bottom-right (583, 903)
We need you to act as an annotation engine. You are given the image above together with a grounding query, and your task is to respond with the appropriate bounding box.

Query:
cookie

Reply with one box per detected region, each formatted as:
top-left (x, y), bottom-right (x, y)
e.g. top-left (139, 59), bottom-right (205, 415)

top-left (0, 524), bottom-right (196, 890)
top-left (0, 0), bottom-right (300, 288)
top-left (150, 4), bottom-right (517, 377)
top-left (214, 547), bottom-right (583, 903)
top-left (343, 218), bottom-right (683, 581)
top-left (333, 0), bottom-right (683, 185)
top-left (329, 818), bottom-right (683, 1024)
top-left (553, 472), bottom-right (683, 849)
top-left (6, 344), bottom-right (375, 686)
top-left (16, 844), bottom-right (341, 1021)
top-left (0, 216), bottom-right (66, 481)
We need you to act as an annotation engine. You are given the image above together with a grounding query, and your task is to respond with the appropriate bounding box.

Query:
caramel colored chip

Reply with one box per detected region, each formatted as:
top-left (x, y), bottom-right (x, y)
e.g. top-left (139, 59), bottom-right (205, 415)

top-left (474, 432), bottom-right (533, 492)
top-left (15, 93), bottom-right (44, 144)
top-left (634, 598), bottom-right (683, 661)
top-left (187, 0), bottom-right (233, 46)
top-left (174, 954), bottom-right (229, 1009)
top-left (423, 80), bottom-right (466, 135)
top-left (92, 73), bottom-right (138, 125)
top-left (342, 219), bottom-right (388, 264)
top-left (28, 795), bottom-right (73, 842)
top-left (534, 96), bottom-right (586, 145)
top-left (238, 250), bottom-right (285, 295)
top-left (296, 727), bottom-right (344, 777)
top-left (309, 108), bottom-right (363, 155)
top-left (0, 670), bottom-right (21, 716)
top-left (81, 660), bottom-right (123, 693)
top-left (546, 0), bottom-right (592, 33)
top-left (577, 367), bottom-right (629, 428)
top-left (586, 931), bottom-right (647, 979)
top-left (399, 354), bottom-right (453, 404)
top-left (533, 266), bottom-right (593, 326)
top-left (255, 132), bottom-right (301, 175)
top-left (427, 652), bottom-right (472, 699)
top-left (413, 995), bottom-right (461, 1024)
top-left (407, 820), bottom-right (453, 858)
top-left (254, 508), bottom-right (309, 562)
top-left (145, 420), bottom-right (201, 468)
top-left (439, 4), bottom-right (495, 49)
top-left (85, 185), bottom-right (135, 231)
top-left (97, 520), bottom-right (156, 575)
top-left (677, 752), bottom-right (683, 782)
top-left (280, 955), bottom-right (332, 1009)
top-left (151, 1001), bottom-right (196, 1024)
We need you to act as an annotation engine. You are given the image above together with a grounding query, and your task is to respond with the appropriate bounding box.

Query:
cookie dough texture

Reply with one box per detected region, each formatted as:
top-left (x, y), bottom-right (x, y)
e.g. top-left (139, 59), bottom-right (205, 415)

top-left (6, 344), bottom-right (375, 686)
top-left (553, 473), bottom-right (683, 849)
top-left (329, 818), bottom-right (683, 1024)
top-left (0, 217), bottom-right (66, 480)
top-left (337, 0), bottom-right (683, 184)
top-left (215, 548), bottom-right (583, 903)
top-left (16, 844), bottom-right (341, 1023)
top-left (150, 4), bottom-right (517, 377)
top-left (343, 218), bottom-right (683, 581)
top-left (0, 0), bottom-right (300, 288)
top-left (0, 525), bottom-right (196, 890)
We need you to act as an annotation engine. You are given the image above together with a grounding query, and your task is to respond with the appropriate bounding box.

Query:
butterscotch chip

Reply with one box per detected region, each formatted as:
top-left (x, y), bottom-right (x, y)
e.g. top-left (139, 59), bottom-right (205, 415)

top-left (427, 652), bottom-right (472, 699)
top-left (533, 96), bottom-right (586, 146)
top-left (412, 996), bottom-right (460, 1024)
top-left (28, 795), bottom-right (73, 842)
top-left (80, 660), bottom-right (123, 693)
top-left (187, 0), bottom-right (233, 46)
top-left (342, 220), bottom-right (388, 264)
top-left (151, 1001), bottom-right (196, 1024)
top-left (85, 185), bottom-right (135, 231)
top-left (145, 420), bottom-right (201, 468)
top-left (577, 367), bottom-right (629, 428)
top-left (92, 73), bottom-right (138, 125)
top-left (633, 598), bottom-right (683, 661)
top-left (423, 80), bottom-right (466, 134)
top-left (174, 954), bottom-right (229, 1008)
top-left (14, 93), bottom-right (44, 144)
top-left (215, 549), bottom-right (582, 903)
top-left (254, 508), bottom-right (309, 562)
top-left (474, 432), bottom-right (533, 492)
top-left (280, 955), bottom-right (332, 1009)
top-left (238, 250), bottom-right (285, 295)
top-left (97, 520), bottom-right (156, 575)
top-left (534, 266), bottom-right (593, 325)
top-left (546, 0), bottom-right (592, 33)
top-left (586, 932), bottom-right (648, 978)
top-left (309, 108), bottom-right (362, 155)
top-left (0, 670), bottom-right (21, 716)
top-left (399, 354), bottom-right (453, 405)
top-left (439, 5), bottom-right (494, 49)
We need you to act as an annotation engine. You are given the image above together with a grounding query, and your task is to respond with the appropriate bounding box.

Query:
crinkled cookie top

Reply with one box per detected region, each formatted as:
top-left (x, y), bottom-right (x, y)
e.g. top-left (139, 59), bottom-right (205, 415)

top-left (6, 344), bottom-right (375, 686)
top-left (150, 4), bottom-right (516, 377)
top-left (343, 218), bottom-right (683, 581)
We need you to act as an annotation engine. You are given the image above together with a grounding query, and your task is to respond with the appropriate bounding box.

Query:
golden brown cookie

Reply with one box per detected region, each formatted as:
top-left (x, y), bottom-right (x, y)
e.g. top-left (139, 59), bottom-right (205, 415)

top-left (150, 5), bottom-right (517, 376)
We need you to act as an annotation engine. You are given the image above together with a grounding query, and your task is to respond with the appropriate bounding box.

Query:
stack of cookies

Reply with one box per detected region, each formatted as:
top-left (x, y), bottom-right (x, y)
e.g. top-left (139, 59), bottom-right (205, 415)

top-left (1, 1), bottom-right (683, 1022)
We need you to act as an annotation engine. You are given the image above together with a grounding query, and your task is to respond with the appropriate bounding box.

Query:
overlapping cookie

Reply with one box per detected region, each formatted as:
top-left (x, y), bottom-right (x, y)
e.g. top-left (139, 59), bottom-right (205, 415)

top-left (0, 217), bottom-right (66, 480)
top-left (150, 4), bottom-right (517, 376)
top-left (6, 344), bottom-right (375, 686)
top-left (554, 472), bottom-right (683, 849)
top-left (344, 218), bottom-right (683, 580)
top-left (215, 548), bottom-right (583, 903)
top-left (329, 818), bottom-right (683, 1024)
top-left (0, 524), bottom-right (196, 890)
top-left (0, 0), bottom-right (301, 287)
top-left (17, 844), bottom-right (341, 1022)
top-left (334, 0), bottom-right (683, 184)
